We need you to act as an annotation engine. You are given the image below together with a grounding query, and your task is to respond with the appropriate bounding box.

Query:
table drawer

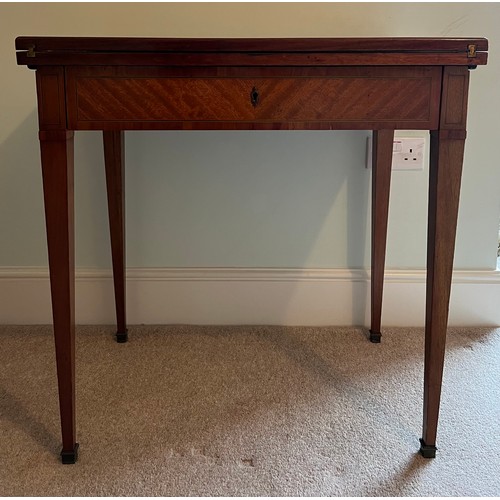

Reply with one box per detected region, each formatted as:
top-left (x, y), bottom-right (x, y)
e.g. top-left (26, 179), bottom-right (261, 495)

top-left (67, 67), bottom-right (441, 130)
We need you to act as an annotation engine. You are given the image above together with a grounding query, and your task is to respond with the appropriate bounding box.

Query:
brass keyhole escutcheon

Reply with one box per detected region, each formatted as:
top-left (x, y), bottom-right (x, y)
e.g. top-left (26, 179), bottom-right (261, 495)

top-left (250, 87), bottom-right (260, 107)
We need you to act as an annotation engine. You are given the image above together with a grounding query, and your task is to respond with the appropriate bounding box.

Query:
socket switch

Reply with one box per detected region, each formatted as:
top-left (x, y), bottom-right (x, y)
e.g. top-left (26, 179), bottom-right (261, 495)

top-left (366, 136), bottom-right (425, 171)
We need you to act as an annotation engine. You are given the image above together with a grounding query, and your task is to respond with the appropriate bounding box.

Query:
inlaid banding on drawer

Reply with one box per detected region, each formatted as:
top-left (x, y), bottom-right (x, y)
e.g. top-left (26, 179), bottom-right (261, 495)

top-left (73, 76), bottom-right (435, 124)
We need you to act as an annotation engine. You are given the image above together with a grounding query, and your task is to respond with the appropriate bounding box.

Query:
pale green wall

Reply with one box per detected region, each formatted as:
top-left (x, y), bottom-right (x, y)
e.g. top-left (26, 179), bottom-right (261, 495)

top-left (1, 3), bottom-right (499, 269)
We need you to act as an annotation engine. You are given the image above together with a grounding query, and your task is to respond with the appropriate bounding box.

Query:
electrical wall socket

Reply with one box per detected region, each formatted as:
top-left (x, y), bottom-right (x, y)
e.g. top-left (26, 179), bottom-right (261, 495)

top-left (366, 136), bottom-right (426, 171)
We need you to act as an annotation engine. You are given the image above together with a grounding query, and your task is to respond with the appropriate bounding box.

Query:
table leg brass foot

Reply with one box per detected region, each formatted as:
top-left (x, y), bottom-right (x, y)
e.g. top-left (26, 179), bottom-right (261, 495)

top-left (116, 330), bottom-right (128, 343)
top-left (419, 438), bottom-right (437, 458)
top-left (369, 330), bottom-right (382, 343)
top-left (61, 443), bottom-right (79, 464)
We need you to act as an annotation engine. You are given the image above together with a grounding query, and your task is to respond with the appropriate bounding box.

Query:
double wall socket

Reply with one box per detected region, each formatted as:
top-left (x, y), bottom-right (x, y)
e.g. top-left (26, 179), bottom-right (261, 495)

top-left (366, 136), bottom-right (425, 171)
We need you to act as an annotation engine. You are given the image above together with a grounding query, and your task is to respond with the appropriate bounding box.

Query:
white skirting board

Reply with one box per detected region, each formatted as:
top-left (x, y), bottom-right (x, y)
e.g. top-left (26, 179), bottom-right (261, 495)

top-left (1, 267), bottom-right (500, 327)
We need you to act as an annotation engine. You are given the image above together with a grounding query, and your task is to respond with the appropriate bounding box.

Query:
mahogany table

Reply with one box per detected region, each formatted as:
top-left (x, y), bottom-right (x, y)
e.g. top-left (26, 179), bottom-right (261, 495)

top-left (15, 36), bottom-right (488, 464)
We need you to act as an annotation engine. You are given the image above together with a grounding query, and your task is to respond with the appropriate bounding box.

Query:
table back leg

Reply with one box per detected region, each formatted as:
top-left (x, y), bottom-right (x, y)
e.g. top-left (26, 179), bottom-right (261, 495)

top-left (370, 129), bottom-right (394, 343)
top-left (103, 131), bottom-right (128, 343)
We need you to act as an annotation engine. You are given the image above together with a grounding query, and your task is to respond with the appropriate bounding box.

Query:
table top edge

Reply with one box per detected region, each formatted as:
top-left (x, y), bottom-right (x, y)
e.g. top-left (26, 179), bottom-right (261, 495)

top-left (15, 36), bottom-right (489, 54)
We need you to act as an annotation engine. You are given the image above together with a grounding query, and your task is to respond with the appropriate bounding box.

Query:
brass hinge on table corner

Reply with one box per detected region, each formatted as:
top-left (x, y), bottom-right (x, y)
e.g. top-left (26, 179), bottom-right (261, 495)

top-left (467, 44), bottom-right (477, 58)
top-left (26, 45), bottom-right (36, 58)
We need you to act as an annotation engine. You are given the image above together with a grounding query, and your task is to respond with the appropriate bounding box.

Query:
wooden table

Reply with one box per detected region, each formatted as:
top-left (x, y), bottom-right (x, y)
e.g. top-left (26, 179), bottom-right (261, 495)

top-left (15, 37), bottom-right (488, 464)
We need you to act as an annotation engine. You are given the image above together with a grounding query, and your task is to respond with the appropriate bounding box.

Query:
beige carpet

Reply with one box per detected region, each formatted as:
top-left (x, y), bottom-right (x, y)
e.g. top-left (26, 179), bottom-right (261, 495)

top-left (0, 324), bottom-right (498, 496)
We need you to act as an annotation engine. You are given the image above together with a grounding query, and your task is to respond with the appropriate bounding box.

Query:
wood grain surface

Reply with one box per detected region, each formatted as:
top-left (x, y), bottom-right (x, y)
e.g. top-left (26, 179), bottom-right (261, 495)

top-left (66, 66), bottom-right (441, 130)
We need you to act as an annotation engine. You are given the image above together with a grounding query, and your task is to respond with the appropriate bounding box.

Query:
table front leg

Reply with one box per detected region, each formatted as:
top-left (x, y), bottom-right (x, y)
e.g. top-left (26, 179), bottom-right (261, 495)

top-left (370, 129), bottom-right (394, 343)
top-left (420, 129), bottom-right (466, 458)
top-left (39, 130), bottom-right (79, 464)
top-left (420, 66), bottom-right (469, 458)
top-left (103, 131), bottom-right (127, 343)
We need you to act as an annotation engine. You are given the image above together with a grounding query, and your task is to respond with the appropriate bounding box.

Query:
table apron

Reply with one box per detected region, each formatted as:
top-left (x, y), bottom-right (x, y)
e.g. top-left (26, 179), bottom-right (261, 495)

top-left (64, 66), bottom-right (442, 131)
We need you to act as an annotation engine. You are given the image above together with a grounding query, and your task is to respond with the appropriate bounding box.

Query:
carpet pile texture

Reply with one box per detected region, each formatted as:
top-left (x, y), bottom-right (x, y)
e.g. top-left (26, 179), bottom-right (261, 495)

top-left (0, 325), bottom-right (498, 496)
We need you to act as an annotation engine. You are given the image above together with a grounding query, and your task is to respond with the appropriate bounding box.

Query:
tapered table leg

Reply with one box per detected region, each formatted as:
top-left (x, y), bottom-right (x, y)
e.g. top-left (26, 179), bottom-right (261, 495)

top-left (420, 66), bottom-right (469, 458)
top-left (40, 130), bottom-right (79, 464)
top-left (370, 130), bottom-right (394, 343)
top-left (420, 129), bottom-right (466, 458)
top-left (103, 131), bottom-right (127, 343)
